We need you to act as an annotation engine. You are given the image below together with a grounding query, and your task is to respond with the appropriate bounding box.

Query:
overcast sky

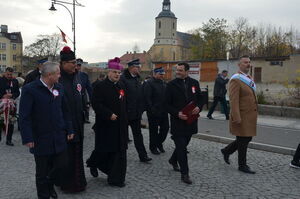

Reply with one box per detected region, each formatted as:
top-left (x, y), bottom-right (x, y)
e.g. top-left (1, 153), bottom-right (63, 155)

top-left (0, 0), bottom-right (299, 63)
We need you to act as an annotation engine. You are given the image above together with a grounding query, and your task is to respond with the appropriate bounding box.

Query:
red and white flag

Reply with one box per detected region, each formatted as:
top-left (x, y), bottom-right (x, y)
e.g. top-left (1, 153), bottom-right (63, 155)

top-left (57, 27), bottom-right (67, 43)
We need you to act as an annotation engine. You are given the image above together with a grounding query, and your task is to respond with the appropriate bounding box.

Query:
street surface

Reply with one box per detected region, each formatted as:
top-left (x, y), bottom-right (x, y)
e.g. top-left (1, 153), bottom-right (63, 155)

top-left (1, 117), bottom-right (300, 199)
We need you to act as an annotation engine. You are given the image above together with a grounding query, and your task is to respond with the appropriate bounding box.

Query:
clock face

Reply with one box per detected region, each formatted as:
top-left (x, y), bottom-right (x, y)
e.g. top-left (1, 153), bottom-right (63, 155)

top-left (163, 5), bottom-right (170, 10)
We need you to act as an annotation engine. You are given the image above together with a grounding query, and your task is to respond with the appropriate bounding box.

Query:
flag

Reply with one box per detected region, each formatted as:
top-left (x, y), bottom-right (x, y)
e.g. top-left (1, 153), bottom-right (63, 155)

top-left (57, 27), bottom-right (67, 43)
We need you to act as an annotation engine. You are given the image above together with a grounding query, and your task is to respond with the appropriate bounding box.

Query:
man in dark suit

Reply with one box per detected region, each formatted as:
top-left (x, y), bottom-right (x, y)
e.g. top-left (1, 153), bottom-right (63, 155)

top-left (144, 67), bottom-right (169, 155)
top-left (86, 57), bottom-right (128, 187)
top-left (120, 59), bottom-right (152, 162)
top-left (0, 67), bottom-right (20, 146)
top-left (23, 58), bottom-right (48, 85)
top-left (76, 58), bottom-right (92, 123)
top-left (165, 62), bottom-right (202, 184)
top-left (207, 70), bottom-right (229, 120)
top-left (19, 61), bottom-right (74, 199)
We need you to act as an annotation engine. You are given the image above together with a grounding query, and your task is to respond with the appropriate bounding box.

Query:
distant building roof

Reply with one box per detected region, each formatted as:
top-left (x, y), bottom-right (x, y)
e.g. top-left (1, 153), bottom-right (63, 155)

top-left (120, 51), bottom-right (150, 67)
top-left (176, 31), bottom-right (193, 48)
top-left (156, 10), bottom-right (176, 19)
top-left (0, 32), bottom-right (23, 43)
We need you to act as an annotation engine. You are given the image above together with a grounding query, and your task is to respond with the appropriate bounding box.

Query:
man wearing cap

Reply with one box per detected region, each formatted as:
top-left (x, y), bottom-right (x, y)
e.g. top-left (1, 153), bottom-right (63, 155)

top-left (58, 46), bottom-right (87, 192)
top-left (144, 67), bottom-right (169, 155)
top-left (86, 57), bottom-right (128, 187)
top-left (120, 59), bottom-right (152, 163)
top-left (19, 61), bottom-right (74, 199)
top-left (0, 67), bottom-right (20, 146)
top-left (24, 58), bottom-right (48, 85)
top-left (165, 62), bottom-right (202, 184)
top-left (76, 58), bottom-right (92, 123)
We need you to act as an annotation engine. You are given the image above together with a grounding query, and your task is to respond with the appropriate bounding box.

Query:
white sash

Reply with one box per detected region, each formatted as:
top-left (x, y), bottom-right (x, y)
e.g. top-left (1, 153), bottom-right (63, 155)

top-left (230, 73), bottom-right (256, 92)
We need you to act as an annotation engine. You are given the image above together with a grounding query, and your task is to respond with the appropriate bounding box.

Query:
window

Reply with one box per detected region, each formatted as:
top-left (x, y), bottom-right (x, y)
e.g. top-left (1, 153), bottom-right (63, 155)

top-left (270, 61), bottom-right (283, 66)
top-left (173, 22), bottom-right (175, 29)
top-left (13, 66), bottom-right (16, 71)
top-left (11, 35), bottom-right (17, 40)
top-left (158, 33), bottom-right (161, 36)
top-left (12, 43), bottom-right (17, 50)
top-left (13, 55), bottom-right (17, 61)
top-left (0, 43), bottom-right (6, 49)
top-left (158, 40), bottom-right (160, 43)
top-left (2, 54), bottom-right (6, 61)
top-left (159, 21), bottom-right (161, 29)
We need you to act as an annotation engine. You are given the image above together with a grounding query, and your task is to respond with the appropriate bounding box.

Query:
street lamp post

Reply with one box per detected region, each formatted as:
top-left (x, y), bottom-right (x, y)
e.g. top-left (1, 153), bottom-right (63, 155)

top-left (49, 0), bottom-right (84, 55)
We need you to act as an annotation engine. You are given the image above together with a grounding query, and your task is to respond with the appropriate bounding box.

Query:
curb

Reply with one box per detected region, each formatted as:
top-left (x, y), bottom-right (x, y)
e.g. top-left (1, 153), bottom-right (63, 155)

top-left (193, 133), bottom-right (295, 156)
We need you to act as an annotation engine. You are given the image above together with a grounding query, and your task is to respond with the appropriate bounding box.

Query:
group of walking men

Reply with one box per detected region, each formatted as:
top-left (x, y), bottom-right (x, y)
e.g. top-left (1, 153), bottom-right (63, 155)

top-left (2, 47), bottom-right (296, 199)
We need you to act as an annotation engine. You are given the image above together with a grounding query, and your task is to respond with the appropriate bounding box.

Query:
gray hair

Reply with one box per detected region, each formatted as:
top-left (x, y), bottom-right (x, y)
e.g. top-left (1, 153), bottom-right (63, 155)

top-left (41, 61), bottom-right (60, 77)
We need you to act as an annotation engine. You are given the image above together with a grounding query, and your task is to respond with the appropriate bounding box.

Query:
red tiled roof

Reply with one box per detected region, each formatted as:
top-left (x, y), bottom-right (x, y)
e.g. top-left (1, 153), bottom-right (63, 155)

top-left (119, 52), bottom-right (150, 66)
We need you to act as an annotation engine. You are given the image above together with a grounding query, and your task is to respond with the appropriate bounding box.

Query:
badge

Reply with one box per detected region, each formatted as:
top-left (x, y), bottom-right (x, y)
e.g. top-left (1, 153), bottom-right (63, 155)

top-left (192, 86), bottom-right (196, 94)
top-left (119, 89), bottom-right (125, 99)
top-left (77, 84), bottom-right (82, 93)
top-left (52, 89), bottom-right (59, 97)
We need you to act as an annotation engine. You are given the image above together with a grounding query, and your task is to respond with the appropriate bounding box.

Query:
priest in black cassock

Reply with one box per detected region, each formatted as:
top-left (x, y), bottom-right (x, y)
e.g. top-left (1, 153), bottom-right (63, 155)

top-left (86, 57), bottom-right (128, 187)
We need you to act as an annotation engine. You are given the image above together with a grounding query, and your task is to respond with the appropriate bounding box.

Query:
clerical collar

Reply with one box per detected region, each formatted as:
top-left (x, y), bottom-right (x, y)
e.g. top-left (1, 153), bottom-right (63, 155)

top-left (40, 78), bottom-right (54, 92)
top-left (107, 77), bottom-right (118, 84)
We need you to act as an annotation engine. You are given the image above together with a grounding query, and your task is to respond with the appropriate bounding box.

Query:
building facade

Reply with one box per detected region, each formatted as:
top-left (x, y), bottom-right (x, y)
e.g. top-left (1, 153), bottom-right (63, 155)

top-left (0, 25), bottom-right (23, 73)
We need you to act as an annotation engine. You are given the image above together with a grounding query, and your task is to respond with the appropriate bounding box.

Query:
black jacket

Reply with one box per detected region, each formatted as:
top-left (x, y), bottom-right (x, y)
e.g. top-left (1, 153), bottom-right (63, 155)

top-left (120, 69), bottom-right (144, 121)
top-left (59, 69), bottom-right (84, 142)
top-left (165, 77), bottom-right (202, 136)
top-left (144, 77), bottom-right (167, 117)
top-left (0, 77), bottom-right (20, 99)
top-left (92, 78), bottom-right (128, 152)
top-left (24, 68), bottom-right (40, 86)
top-left (213, 74), bottom-right (229, 98)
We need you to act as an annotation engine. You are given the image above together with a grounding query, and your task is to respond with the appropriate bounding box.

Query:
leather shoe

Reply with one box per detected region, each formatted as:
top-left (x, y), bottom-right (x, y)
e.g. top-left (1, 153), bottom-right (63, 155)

top-left (207, 115), bottom-right (214, 120)
top-left (49, 186), bottom-right (58, 199)
top-left (151, 149), bottom-right (160, 155)
top-left (108, 182), bottom-right (126, 188)
top-left (181, 175), bottom-right (192, 184)
top-left (238, 165), bottom-right (256, 174)
top-left (140, 156), bottom-right (152, 162)
top-left (158, 146), bottom-right (165, 153)
top-left (221, 149), bottom-right (230, 164)
top-left (90, 167), bottom-right (98, 177)
top-left (6, 141), bottom-right (14, 146)
top-left (168, 159), bottom-right (180, 172)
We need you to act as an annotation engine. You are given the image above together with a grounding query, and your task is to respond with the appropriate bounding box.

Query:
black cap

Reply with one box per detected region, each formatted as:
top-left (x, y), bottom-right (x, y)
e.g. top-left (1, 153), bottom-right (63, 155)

top-left (76, 58), bottom-right (83, 65)
top-left (127, 59), bottom-right (141, 67)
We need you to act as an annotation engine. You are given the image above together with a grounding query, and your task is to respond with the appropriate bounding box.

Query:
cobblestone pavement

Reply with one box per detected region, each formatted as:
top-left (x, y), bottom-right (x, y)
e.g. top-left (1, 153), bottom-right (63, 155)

top-left (1, 121), bottom-right (300, 199)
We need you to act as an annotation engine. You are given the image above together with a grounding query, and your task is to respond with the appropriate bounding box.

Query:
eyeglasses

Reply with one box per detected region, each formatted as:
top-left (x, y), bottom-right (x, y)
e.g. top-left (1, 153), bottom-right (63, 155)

top-left (66, 61), bottom-right (76, 64)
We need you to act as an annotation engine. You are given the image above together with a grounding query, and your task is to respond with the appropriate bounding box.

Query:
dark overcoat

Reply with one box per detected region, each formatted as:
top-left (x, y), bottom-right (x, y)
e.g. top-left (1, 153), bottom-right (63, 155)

top-left (19, 80), bottom-right (73, 156)
top-left (120, 69), bottom-right (144, 121)
top-left (165, 77), bottom-right (202, 137)
top-left (92, 78), bottom-right (128, 152)
top-left (213, 74), bottom-right (229, 98)
top-left (0, 77), bottom-right (20, 99)
top-left (23, 68), bottom-right (40, 86)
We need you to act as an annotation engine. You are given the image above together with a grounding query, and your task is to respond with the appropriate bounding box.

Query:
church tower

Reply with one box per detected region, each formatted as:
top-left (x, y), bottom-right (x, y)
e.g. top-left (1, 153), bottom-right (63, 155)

top-left (154, 0), bottom-right (177, 46)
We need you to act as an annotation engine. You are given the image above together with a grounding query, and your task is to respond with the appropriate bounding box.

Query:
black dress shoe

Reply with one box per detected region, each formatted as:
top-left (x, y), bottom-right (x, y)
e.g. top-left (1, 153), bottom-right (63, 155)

top-left (221, 149), bottom-right (230, 164)
top-left (168, 159), bottom-right (180, 172)
top-left (140, 156), bottom-right (152, 162)
top-left (90, 167), bottom-right (99, 177)
top-left (150, 149), bottom-right (160, 155)
top-left (6, 141), bottom-right (14, 146)
top-left (181, 175), bottom-right (192, 184)
top-left (127, 139), bottom-right (133, 144)
top-left (49, 186), bottom-right (58, 199)
top-left (85, 120), bottom-right (91, 124)
top-left (207, 115), bottom-right (214, 120)
top-left (158, 146), bottom-right (165, 153)
top-left (238, 165), bottom-right (256, 174)
top-left (108, 182), bottom-right (126, 188)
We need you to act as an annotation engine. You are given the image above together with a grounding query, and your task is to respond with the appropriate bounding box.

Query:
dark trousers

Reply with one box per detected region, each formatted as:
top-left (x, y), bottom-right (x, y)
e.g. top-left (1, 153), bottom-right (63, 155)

top-left (147, 113), bottom-right (169, 151)
top-left (0, 124), bottom-right (14, 142)
top-left (169, 135), bottom-right (192, 175)
top-left (293, 144), bottom-right (300, 162)
top-left (222, 136), bottom-right (252, 166)
top-left (128, 119), bottom-right (147, 159)
top-left (207, 96), bottom-right (229, 118)
top-left (34, 150), bottom-right (68, 199)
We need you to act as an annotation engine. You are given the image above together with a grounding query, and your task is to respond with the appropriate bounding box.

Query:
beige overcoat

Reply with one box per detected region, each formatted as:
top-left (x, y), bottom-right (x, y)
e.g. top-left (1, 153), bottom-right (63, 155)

top-left (229, 78), bottom-right (258, 137)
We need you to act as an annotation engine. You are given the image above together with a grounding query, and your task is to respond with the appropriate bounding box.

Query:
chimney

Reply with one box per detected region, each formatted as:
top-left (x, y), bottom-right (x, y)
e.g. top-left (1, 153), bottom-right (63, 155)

top-left (126, 51), bottom-right (129, 54)
top-left (134, 51), bottom-right (136, 54)
top-left (1, 25), bottom-right (8, 33)
top-left (143, 51), bottom-right (146, 54)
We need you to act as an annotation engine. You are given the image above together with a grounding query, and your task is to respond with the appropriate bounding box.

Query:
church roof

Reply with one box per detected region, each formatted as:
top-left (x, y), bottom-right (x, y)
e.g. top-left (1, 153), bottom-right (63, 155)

top-left (176, 31), bottom-right (193, 48)
top-left (156, 10), bottom-right (176, 19)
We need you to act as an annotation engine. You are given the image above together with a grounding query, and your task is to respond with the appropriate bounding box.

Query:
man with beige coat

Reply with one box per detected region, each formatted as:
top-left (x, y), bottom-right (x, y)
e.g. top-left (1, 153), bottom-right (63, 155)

top-left (221, 55), bottom-right (258, 174)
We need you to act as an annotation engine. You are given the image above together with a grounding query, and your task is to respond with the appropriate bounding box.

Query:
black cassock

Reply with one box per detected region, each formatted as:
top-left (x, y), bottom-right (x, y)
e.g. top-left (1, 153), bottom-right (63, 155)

top-left (87, 78), bottom-right (128, 184)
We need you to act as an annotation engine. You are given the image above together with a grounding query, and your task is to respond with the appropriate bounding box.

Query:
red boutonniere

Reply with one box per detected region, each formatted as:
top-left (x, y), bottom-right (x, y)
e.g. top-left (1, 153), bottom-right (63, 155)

top-left (119, 89), bottom-right (125, 99)
top-left (192, 86), bottom-right (196, 94)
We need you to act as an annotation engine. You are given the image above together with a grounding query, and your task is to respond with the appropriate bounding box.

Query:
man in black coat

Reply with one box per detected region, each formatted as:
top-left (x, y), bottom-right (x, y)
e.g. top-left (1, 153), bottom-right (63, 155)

top-left (207, 70), bottom-right (229, 120)
top-left (58, 46), bottom-right (87, 192)
top-left (0, 67), bottom-right (20, 146)
top-left (144, 67), bottom-right (169, 155)
top-left (120, 59), bottom-right (152, 162)
top-left (76, 58), bottom-right (92, 123)
top-left (86, 57), bottom-right (128, 187)
top-left (165, 62), bottom-right (202, 184)
top-left (19, 61), bottom-right (74, 199)
top-left (23, 58), bottom-right (48, 85)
